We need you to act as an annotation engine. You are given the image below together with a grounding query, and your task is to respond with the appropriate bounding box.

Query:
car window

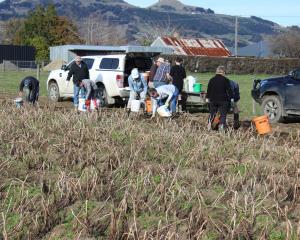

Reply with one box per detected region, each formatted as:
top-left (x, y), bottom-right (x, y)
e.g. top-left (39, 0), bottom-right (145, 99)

top-left (65, 61), bottom-right (74, 71)
top-left (100, 58), bottom-right (119, 69)
top-left (126, 57), bottom-right (152, 70)
top-left (82, 58), bottom-right (95, 70)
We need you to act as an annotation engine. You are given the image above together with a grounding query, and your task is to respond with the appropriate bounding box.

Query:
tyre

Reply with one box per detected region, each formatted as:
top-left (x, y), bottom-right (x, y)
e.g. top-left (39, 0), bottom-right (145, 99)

top-left (97, 85), bottom-right (108, 107)
top-left (261, 95), bottom-right (283, 123)
top-left (48, 82), bottom-right (61, 102)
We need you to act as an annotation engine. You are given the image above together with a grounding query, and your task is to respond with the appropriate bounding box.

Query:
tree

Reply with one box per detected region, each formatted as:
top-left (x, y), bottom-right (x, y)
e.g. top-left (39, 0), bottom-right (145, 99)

top-left (27, 36), bottom-right (49, 61)
top-left (2, 18), bottom-right (24, 44)
top-left (136, 19), bottom-right (181, 46)
top-left (269, 27), bottom-right (300, 58)
top-left (80, 16), bottom-right (127, 45)
top-left (51, 16), bottom-right (83, 45)
top-left (5, 4), bottom-right (82, 60)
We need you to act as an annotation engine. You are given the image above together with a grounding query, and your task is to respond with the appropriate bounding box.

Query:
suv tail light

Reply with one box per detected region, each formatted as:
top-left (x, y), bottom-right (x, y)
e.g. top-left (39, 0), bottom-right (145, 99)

top-left (116, 74), bottom-right (124, 88)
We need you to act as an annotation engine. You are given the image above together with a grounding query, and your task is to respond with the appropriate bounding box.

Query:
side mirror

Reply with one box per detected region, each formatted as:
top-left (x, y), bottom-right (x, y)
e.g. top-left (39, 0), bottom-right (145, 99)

top-left (288, 71), bottom-right (295, 78)
top-left (61, 65), bottom-right (67, 70)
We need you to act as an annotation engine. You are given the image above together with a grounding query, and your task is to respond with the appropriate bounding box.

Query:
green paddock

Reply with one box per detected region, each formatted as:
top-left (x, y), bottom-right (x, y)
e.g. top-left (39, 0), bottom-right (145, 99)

top-left (0, 70), bottom-right (273, 117)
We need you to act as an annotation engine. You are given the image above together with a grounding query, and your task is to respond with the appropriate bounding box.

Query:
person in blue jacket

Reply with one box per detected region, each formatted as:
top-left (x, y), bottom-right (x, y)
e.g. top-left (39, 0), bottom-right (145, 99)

top-left (230, 80), bottom-right (240, 129)
top-left (127, 68), bottom-right (148, 110)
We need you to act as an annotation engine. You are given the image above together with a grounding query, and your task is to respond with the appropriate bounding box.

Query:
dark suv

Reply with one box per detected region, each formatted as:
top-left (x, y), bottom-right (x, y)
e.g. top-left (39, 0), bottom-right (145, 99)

top-left (252, 68), bottom-right (300, 123)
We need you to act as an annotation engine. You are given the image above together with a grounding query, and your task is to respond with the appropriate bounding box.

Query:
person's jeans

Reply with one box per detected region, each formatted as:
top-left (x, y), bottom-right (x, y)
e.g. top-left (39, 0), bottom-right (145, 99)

top-left (153, 81), bottom-right (166, 88)
top-left (73, 84), bottom-right (81, 106)
top-left (170, 87), bottom-right (179, 113)
top-left (209, 101), bottom-right (230, 126)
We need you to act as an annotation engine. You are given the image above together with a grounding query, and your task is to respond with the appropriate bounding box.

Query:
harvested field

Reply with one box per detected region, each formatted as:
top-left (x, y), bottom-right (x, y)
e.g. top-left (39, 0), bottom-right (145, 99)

top-left (1, 103), bottom-right (300, 239)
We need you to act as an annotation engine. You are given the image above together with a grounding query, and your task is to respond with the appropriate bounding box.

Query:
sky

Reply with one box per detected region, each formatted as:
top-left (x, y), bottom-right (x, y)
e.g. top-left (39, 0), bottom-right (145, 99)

top-left (126, 0), bottom-right (300, 27)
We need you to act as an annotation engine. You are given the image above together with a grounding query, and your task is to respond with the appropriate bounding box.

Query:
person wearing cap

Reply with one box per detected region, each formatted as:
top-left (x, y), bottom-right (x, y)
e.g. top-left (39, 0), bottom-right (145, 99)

top-left (148, 84), bottom-right (179, 117)
top-left (66, 56), bottom-right (90, 107)
top-left (206, 66), bottom-right (234, 130)
top-left (78, 79), bottom-right (99, 112)
top-left (153, 57), bottom-right (171, 88)
top-left (127, 68), bottom-right (148, 110)
top-left (19, 76), bottom-right (39, 105)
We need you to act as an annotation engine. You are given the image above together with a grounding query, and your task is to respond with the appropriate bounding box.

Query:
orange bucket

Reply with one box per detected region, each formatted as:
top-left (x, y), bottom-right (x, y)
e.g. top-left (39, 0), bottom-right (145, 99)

top-left (253, 115), bottom-right (271, 135)
top-left (146, 99), bottom-right (152, 113)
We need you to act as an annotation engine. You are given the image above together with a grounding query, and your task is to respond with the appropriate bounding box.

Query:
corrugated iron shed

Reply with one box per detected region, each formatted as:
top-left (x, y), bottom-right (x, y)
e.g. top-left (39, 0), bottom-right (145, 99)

top-left (50, 45), bottom-right (173, 62)
top-left (152, 37), bottom-right (231, 57)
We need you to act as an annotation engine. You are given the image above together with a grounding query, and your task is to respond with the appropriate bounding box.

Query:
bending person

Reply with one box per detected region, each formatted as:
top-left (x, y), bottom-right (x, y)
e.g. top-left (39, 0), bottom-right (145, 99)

top-left (127, 68), bottom-right (148, 111)
top-left (148, 84), bottom-right (179, 117)
top-left (79, 79), bottom-right (99, 111)
top-left (19, 76), bottom-right (39, 105)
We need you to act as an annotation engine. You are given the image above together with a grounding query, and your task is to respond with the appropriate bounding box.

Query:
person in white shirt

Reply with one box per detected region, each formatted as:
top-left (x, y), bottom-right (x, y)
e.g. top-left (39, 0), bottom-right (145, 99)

top-left (148, 84), bottom-right (179, 117)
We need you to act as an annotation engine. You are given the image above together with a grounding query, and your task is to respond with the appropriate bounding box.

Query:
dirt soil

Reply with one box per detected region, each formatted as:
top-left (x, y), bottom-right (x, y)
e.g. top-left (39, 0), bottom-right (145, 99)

top-left (2, 93), bottom-right (300, 134)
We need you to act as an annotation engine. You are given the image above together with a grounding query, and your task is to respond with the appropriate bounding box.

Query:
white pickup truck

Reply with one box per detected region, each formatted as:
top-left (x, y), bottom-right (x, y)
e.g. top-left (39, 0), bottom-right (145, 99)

top-left (47, 49), bottom-right (168, 106)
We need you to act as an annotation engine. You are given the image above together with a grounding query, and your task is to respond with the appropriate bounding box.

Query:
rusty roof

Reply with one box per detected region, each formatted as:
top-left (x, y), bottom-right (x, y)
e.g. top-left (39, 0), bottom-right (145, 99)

top-left (160, 37), bottom-right (231, 57)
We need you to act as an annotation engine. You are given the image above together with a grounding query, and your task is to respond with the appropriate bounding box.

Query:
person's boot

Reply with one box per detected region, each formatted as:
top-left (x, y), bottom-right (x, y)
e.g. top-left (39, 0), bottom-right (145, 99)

top-left (233, 113), bottom-right (240, 129)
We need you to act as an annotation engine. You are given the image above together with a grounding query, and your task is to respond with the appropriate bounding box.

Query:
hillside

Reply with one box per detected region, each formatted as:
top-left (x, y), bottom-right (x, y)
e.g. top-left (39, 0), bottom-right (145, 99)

top-left (0, 0), bottom-right (281, 47)
top-left (149, 0), bottom-right (214, 14)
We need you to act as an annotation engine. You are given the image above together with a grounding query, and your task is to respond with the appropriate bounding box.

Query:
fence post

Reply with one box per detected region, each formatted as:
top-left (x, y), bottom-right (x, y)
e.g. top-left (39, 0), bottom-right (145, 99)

top-left (252, 99), bottom-right (256, 115)
top-left (37, 64), bottom-right (40, 80)
top-left (3, 60), bottom-right (5, 72)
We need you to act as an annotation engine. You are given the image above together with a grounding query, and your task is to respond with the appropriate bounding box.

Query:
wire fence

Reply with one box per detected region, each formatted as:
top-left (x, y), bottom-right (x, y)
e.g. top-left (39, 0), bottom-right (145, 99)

top-left (0, 60), bottom-right (51, 72)
top-left (0, 60), bottom-right (50, 97)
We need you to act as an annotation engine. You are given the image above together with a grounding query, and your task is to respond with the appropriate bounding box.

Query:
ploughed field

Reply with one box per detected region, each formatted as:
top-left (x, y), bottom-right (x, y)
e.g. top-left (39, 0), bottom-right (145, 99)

top-left (1, 104), bottom-right (300, 239)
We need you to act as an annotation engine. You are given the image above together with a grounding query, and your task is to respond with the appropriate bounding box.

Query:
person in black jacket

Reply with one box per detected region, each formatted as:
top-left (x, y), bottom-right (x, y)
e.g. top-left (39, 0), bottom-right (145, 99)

top-left (170, 57), bottom-right (187, 111)
top-left (206, 66), bottom-right (233, 130)
top-left (19, 76), bottom-right (39, 105)
top-left (66, 56), bottom-right (90, 107)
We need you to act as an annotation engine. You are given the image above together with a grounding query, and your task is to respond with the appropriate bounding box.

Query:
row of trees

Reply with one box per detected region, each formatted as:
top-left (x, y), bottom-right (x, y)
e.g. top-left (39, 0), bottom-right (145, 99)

top-left (269, 26), bottom-right (300, 58)
top-left (2, 5), bottom-right (82, 61)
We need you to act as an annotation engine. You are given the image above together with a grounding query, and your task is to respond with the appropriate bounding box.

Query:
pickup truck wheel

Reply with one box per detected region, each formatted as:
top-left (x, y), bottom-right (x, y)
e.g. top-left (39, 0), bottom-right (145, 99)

top-left (97, 85), bottom-right (108, 107)
top-left (261, 95), bottom-right (283, 123)
top-left (48, 82), bottom-right (61, 102)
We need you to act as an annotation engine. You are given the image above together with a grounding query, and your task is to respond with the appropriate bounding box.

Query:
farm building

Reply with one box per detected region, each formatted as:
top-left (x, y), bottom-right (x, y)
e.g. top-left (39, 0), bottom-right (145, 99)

top-left (0, 45), bottom-right (35, 63)
top-left (49, 45), bottom-right (173, 63)
top-left (151, 36), bottom-right (231, 57)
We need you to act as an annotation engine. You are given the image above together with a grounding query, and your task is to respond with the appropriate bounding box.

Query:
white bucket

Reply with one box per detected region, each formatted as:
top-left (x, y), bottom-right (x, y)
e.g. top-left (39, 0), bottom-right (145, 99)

top-left (130, 100), bottom-right (141, 112)
top-left (157, 105), bottom-right (172, 117)
top-left (183, 78), bottom-right (189, 92)
top-left (90, 99), bottom-right (100, 110)
top-left (78, 98), bottom-right (87, 112)
top-left (14, 97), bottom-right (23, 108)
top-left (187, 76), bottom-right (196, 92)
